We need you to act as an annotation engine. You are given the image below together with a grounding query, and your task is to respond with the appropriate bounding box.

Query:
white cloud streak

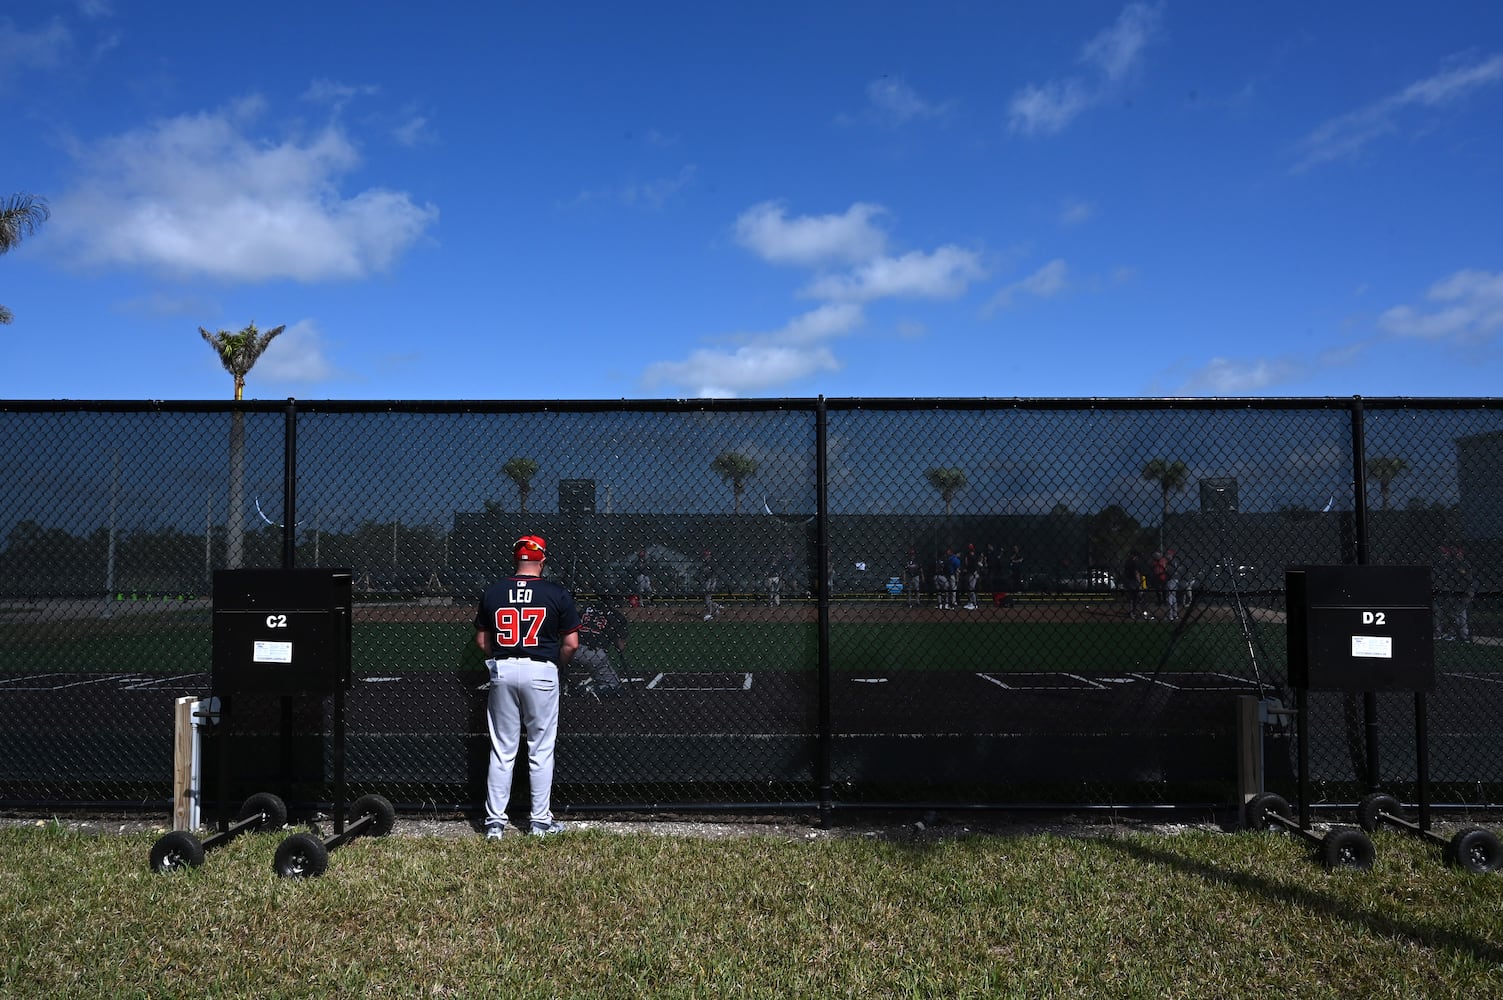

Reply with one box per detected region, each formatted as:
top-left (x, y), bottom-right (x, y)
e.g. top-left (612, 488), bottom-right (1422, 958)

top-left (801, 246), bottom-right (985, 303)
top-left (1008, 2), bottom-right (1164, 136)
top-left (1293, 53), bottom-right (1503, 171)
top-left (254, 319), bottom-right (341, 383)
top-left (1178, 356), bottom-right (1303, 395)
top-left (1059, 199), bottom-right (1095, 226)
top-left (649, 199), bottom-right (990, 396)
top-left (0, 16), bottom-right (71, 85)
top-left (1378, 268), bottom-right (1503, 343)
top-left (988, 258), bottom-right (1070, 310)
top-left (52, 100), bottom-right (438, 282)
top-left (641, 304), bottom-right (857, 397)
top-left (864, 77), bottom-right (950, 125)
top-left (734, 201), bottom-right (888, 267)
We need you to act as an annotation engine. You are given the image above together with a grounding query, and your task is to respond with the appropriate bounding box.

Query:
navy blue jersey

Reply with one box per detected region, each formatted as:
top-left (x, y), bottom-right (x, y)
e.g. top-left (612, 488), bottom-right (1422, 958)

top-left (474, 574), bottom-right (581, 663)
top-left (578, 604), bottom-right (629, 649)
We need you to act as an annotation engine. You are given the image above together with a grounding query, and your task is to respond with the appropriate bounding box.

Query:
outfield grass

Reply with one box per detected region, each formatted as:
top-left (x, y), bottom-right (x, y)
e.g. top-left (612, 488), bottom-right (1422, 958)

top-left (1, 823), bottom-right (1500, 998)
top-left (4, 611), bottom-right (1502, 679)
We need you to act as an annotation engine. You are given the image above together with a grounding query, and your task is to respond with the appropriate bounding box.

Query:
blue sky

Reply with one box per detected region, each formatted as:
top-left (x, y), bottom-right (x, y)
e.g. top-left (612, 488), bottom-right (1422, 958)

top-left (4, 1), bottom-right (1503, 401)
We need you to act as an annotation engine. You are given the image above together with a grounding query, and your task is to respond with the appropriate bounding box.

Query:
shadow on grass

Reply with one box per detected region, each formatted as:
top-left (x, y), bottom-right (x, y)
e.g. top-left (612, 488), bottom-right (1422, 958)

top-left (1097, 834), bottom-right (1503, 966)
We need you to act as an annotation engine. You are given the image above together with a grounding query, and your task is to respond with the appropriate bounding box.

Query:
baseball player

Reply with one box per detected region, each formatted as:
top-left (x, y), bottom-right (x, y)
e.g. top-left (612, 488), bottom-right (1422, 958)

top-left (963, 543), bottom-right (984, 610)
top-left (634, 549), bottom-right (653, 605)
top-left (473, 535), bottom-right (580, 839)
top-left (904, 549), bottom-right (922, 606)
top-left (933, 552), bottom-right (952, 609)
top-left (766, 551), bottom-right (784, 607)
top-left (572, 595), bottom-right (629, 698)
top-left (700, 549), bottom-right (720, 619)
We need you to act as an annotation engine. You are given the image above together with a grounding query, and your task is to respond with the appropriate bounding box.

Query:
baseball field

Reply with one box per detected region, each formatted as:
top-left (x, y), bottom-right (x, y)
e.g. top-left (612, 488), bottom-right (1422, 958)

top-left (3, 595), bottom-right (1502, 808)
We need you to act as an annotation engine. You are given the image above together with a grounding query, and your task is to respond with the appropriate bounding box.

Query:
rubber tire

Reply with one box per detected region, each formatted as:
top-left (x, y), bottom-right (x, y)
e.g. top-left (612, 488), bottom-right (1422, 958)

top-left (349, 794), bottom-right (397, 838)
top-left (274, 832), bottom-right (330, 879)
top-left (1445, 827), bottom-right (1503, 874)
top-left (1321, 828), bottom-right (1376, 871)
top-left (237, 792), bottom-right (288, 833)
top-left (1245, 792), bottom-right (1293, 832)
top-left (149, 830), bottom-right (205, 873)
top-left (1356, 792), bottom-right (1403, 834)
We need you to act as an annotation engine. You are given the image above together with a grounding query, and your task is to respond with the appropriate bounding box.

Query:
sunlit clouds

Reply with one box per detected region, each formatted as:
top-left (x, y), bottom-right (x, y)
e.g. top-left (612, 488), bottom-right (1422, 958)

top-left (51, 98), bottom-right (438, 282)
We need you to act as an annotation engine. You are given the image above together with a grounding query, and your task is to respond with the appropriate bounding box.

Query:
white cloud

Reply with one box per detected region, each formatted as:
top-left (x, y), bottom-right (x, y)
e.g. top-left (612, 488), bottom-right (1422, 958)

top-left (1059, 199), bottom-right (1095, 226)
top-left (52, 101), bottom-right (438, 282)
top-left (733, 201), bottom-right (888, 267)
top-left (864, 77), bottom-right (950, 125)
top-left (777, 302), bottom-right (865, 344)
top-left (622, 165), bottom-right (698, 209)
top-left (255, 320), bottom-right (340, 383)
top-left (802, 246), bottom-right (985, 302)
top-left (1178, 356), bottom-right (1302, 394)
top-left (1008, 2), bottom-right (1164, 136)
top-left (570, 165), bottom-right (698, 211)
top-left (1293, 53), bottom-right (1503, 171)
top-left (1377, 268), bottom-right (1503, 343)
top-left (989, 258), bottom-right (1069, 310)
top-left (301, 78), bottom-right (380, 114)
top-left (1080, 2), bottom-right (1162, 84)
top-left (642, 304), bottom-right (864, 397)
top-left (649, 201), bottom-right (983, 395)
top-left (0, 16), bottom-right (71, 84)
top-left (1008, 80), bottom-right (1093, 137)
top-left (392, 114), bottom-right (434, 148)
top-left (642, 342), bottom-right (843, 398)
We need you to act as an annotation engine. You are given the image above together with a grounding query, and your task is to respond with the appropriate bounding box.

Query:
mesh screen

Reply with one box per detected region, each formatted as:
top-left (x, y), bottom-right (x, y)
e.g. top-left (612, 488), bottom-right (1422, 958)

top-left (2, 399), bottom-right (1500, 815)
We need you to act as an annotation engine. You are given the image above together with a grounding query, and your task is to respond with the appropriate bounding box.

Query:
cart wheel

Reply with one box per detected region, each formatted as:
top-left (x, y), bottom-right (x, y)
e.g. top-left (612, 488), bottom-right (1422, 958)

top-left (149, 830), bottom-right (205, 873)
top-left (1245, 792), bottom-right (1293, 832)
top-left (274, 833), bottom-right (330, 879)
top-left (1321, 828), bottom-right (1376, 871)
top-left (1356, 792), bottom-right (1403, 834)
top-left (1444, 827), bottom-right (1502, 874)
top-left (237, 792), bottom-right (288, 833)
top-left (349, 794), bottom-right (397, 838)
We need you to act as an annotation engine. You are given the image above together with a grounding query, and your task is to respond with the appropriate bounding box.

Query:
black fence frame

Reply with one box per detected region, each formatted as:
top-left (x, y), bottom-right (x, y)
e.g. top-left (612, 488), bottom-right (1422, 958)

top-left (3, 395), bottom-right (1502, 820)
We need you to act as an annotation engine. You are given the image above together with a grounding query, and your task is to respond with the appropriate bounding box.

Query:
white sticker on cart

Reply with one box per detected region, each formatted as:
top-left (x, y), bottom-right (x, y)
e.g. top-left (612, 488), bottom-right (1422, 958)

top-left (253, 640), bottom-right (294, 663)
top-left (1351, 635), bottom-right (1392, 659)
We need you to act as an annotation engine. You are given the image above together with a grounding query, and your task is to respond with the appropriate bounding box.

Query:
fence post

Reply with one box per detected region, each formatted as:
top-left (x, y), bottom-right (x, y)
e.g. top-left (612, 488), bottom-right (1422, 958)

top-left (816, 396), bottom-right (833, 826)
top-left (282, 397), bottom-right (298, 570)
top-left (172, 696), bottom-right (198, 831)
top-left (1235, 694), bottom-right (1263, 811)
top-left (1348, 396), bottom-right (1382, 793)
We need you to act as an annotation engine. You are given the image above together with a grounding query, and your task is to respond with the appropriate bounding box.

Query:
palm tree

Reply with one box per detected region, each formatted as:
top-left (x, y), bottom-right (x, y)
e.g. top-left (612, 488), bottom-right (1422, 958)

top-left (1366, 456), bottom-right (1408, 511)
top-left (1141, 457), bottom-right (1188, 550)
top-left (201, 322), bottom-right (285, 569)
top-left (924, 467), bottom-right (967, 517)
top-left (1, 194), bottom-right (50, 324)
top-left (502, 457), bottom-right (540, 514)
top-left (200, 322), bottom-right (286, 400)
top-left (710, 451), bottom-right (759, 514)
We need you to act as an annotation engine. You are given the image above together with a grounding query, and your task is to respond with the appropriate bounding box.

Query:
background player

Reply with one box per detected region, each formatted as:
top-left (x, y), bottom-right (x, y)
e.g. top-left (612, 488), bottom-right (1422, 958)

top-left (474, 534), bottom-right (580, 839)
top-left (904, 548), bottom-right (922, 607)
top-left (572, 594), bottom-right (629, 698)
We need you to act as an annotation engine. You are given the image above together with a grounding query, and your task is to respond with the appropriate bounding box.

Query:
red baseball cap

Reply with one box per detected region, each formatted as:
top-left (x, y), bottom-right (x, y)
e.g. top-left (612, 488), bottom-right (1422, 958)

top-left (513, 535), bottom-right (547, 561)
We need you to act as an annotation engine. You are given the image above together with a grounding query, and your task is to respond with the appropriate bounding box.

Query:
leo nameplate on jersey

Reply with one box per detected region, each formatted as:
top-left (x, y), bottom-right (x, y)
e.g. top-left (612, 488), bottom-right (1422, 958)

top-left (212, 569), bottom-right (353, 696)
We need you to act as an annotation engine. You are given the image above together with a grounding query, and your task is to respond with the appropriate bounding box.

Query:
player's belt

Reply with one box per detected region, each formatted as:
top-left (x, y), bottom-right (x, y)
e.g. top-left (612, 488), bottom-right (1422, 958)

top-left (497, 654), bottom-right (556, 666)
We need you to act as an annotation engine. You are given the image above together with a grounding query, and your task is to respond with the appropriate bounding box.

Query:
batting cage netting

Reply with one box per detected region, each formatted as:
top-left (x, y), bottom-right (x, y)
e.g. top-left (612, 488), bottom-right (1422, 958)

top-left (2, 397), bottom-right (1501, 818)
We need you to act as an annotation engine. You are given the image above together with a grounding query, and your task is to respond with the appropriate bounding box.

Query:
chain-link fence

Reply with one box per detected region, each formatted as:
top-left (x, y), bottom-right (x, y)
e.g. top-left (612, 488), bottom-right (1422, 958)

top-left (2, 398), bottom-right (1501, 816)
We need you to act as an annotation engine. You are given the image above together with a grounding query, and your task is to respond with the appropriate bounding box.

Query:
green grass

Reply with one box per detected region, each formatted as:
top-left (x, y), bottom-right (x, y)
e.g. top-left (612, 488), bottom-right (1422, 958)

top-left (1, 824), bottom-right (1500, 998)
top-left (3, 613), bottom-right (1500, 678)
